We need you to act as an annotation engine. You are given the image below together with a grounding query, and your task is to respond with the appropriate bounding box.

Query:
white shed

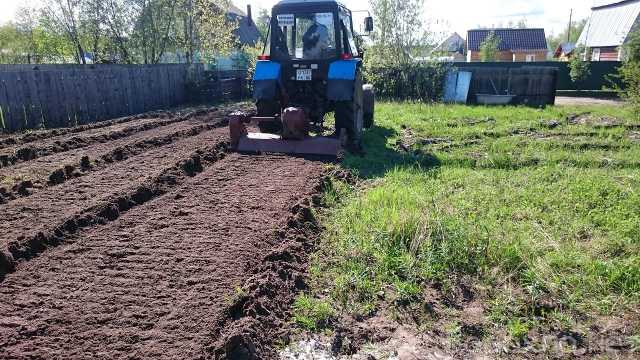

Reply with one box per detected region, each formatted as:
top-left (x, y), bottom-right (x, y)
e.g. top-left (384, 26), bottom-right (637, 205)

top-left (577, 0), bottom-right (640, 61)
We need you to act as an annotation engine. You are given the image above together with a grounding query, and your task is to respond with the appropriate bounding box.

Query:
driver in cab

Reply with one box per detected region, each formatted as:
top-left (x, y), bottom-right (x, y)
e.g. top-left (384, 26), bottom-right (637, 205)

top-left (302, 15), bottom-right (330, 59)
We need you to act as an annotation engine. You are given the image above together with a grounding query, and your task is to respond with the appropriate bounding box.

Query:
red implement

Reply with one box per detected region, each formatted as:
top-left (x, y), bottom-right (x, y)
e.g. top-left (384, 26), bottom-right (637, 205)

top-left (229, 110), bottom-right (342, 157)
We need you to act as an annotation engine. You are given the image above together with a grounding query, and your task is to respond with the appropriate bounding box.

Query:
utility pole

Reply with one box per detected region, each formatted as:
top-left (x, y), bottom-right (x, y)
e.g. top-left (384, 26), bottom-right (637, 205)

top-left (567, 9), bottom-right (573, 42)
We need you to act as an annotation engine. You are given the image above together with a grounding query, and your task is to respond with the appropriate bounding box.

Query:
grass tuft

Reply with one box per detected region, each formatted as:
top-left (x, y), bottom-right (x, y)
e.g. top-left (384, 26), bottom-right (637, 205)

top-left (292, 294), bottom-right (335, 332)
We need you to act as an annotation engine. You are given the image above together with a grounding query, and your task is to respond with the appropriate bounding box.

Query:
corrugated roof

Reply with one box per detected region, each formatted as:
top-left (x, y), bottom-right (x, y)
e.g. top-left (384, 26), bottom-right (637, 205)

top-left (467, 28), bottom-right (548, 52)
top-left (577, 0), bottom-right (640, 47)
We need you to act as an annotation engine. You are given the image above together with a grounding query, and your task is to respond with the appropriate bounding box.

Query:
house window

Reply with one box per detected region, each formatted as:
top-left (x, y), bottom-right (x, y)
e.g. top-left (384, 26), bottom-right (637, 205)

top-left (525, 54), bottom-right (535, 62)
top-left (592, 48), bottom-right (601, 61)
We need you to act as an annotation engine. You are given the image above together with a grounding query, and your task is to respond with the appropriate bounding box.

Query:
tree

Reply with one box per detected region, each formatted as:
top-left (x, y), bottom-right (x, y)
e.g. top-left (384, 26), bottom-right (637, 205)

top-left (129, 0), bottom-right (177, 64)
top-left (41, 0), bottom-right (88, 64)
top-left (78, 0), bottom-right (105, 62)
top-left (0, 24), bottom-right (24, 63)
top-left (2, 0), bottom-right (240, 65)
top-left (569, 46), bottom-right (591, 90)
top-left (619, 29), bottom-right (640, 117)
top-left (255, 8), bottom-right (270, 42)
top-left (15, 6), bottom-right (39, 63)
top-left (194, 0), bottom-right (237, 60)
top-left (480, 31), bottom-right (501, 62)
top-left (174, 0), bottom-right (236, 64)
top-left (368, 0), bottom-right (430, 65)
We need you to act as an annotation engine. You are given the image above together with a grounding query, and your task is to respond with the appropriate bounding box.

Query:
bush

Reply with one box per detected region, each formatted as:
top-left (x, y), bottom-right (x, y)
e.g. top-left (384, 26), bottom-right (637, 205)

top-left (620, 29), bottom-right (640, 117)
top-left (569, 46), bottom-right (591, 90)
top-left (363, 61), bottom-right (451, 102)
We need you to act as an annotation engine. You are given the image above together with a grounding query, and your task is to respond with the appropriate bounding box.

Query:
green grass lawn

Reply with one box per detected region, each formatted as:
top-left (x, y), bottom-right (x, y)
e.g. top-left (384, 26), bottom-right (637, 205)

top-left (297, 102), bottom-right (640, 351)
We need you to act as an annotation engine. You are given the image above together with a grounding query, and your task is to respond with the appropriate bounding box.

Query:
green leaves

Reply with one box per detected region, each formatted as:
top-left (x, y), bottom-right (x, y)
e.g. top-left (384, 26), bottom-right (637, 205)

top-left (2, 0), bottom-right (242, 65)
top-left (480, 31), bottom-right (501, 62)
top-left (619, 29), bottom-right (640, 118)
top-left (569, 46), bottom-right (592, 88)
top-left (362, 59), bottom-right (450, 102)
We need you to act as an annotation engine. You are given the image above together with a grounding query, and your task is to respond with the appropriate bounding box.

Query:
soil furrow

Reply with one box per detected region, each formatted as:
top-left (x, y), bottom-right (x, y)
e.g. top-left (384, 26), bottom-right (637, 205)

top-left (0, 110), bottom-right (173, 149)
top-left (0, 115), bottom-right (226, 205)
top-left (0, 110), bottom-right (211, 170)
top-left (0, 127), bottom-right (230, 277)
top-left (0, 153), bottom-right (326, 359)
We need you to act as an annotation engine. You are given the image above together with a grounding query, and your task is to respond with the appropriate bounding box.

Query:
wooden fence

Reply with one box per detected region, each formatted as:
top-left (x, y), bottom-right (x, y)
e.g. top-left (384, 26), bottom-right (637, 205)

top-left (192, 69), bottom-right (247, 102)
top-left (0, 64), bottom-right (247, 133)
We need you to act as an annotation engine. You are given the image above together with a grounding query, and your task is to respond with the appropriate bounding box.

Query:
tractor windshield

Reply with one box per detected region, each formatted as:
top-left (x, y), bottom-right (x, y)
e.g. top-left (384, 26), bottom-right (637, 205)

top-left (272, 12), bottom-right (337, 60)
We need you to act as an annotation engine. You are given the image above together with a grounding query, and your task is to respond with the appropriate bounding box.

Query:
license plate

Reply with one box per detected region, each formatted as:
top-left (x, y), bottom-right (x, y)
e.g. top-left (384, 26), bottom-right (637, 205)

top-left (296, 69), bottom-right (312, 81)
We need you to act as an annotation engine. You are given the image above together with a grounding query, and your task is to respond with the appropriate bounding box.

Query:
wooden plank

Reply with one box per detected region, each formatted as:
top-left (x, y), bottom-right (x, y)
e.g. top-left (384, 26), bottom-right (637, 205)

top-left (123, 67), bottom-right (134, 115)
top-left (40, 71), bottom-right (57, 128)
top-left (6, 72), bottom-right (22, 131)
top-left (72, 68), bottom-right (87, 125)
top-left (67, 68), bottom-right (80, 125)
top-left (0, 73), bottom-right (11, 132)
top-left (59, 69), bottom-right (75, 127)
top-left (134, 67), bottom-right (145, 113)
top-left (110, 67), bottom-right (123, 118)
top-left (25, 69), bottom-right (43, 129)
top-left (106, 67), bottom-right (116, 119)
top-left (0, 73), bottom-right (16, 131)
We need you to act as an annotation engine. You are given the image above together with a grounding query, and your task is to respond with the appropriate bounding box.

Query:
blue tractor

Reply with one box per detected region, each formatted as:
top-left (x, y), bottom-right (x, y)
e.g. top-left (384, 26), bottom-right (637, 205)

top-left (229, 0), bottom-right (375, 156)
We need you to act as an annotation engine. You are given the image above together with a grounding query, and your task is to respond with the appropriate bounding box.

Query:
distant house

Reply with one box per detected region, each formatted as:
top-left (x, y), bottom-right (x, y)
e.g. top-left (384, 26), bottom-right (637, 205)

top-left (228, 4), bottom-right (261, 46)
top-left (553, 42), bottom-right (577, 61)
top-left (431, 32), bottom-right (466, 62)
top-left (577, 0), bottom-right (640, 61)
top-left (467, 28), bottom-right (548, 62)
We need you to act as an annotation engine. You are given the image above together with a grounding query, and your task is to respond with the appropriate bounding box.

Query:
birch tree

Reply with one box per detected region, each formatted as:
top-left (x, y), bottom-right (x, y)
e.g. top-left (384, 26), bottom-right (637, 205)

top-left (41, 0), bottom-right (87, 64)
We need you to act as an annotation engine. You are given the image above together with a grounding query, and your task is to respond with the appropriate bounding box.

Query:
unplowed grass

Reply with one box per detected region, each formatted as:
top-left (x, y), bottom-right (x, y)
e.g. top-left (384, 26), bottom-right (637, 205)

top-left (298, 102), bottom-right (640, 352)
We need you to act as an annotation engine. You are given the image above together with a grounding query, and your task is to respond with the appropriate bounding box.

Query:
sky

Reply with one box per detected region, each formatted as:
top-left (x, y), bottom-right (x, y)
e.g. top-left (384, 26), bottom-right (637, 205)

top-left (0, 0), bottom-right (615, 39)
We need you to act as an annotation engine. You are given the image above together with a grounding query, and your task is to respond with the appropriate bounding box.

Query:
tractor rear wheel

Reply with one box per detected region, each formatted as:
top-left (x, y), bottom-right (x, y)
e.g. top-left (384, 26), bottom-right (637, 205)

top-left (334, 72), bottom-right (364, 149)
top-left (363, 84), bottom-right (375, 129)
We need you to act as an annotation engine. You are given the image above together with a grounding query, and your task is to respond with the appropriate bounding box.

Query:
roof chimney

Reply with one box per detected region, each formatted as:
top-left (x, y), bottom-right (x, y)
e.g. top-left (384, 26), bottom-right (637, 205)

top-left (247, 5), bottom-right (253, 26)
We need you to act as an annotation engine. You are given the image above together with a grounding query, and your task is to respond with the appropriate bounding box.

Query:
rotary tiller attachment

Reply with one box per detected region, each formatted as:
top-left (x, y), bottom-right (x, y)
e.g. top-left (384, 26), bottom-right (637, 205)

top-left (229, 108), bottom-right (343, 157)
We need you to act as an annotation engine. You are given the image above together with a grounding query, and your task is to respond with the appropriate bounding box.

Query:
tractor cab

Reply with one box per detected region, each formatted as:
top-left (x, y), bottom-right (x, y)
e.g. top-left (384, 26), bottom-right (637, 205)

top-left (268, 1), bottom-right (361, 64)
top-left (229, 0), bottom-right (375, 156)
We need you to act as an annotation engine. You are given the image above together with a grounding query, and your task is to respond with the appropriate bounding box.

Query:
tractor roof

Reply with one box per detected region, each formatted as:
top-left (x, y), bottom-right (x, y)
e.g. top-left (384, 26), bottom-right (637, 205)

top-left (274, 0), bottom-right (346, 10)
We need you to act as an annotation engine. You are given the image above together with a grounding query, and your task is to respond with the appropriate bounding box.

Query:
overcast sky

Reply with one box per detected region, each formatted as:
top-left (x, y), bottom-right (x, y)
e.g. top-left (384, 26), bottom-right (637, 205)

top-left (0, 0), bottom-right (613, 39)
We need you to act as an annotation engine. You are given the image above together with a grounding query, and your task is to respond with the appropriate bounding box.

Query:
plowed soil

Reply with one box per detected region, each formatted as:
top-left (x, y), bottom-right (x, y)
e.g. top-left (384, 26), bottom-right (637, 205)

top-left (0, 106), bottom-right (328, 359)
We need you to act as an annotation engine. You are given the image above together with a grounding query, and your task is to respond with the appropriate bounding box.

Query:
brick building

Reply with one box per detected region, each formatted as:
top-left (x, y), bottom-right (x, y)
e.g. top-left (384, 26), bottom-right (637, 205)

top-left (466, 28), bottom-right (548, 62)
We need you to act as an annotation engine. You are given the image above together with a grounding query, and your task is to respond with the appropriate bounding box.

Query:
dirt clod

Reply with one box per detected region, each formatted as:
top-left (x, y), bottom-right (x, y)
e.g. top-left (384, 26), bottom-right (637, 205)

top-left (545, 120), bottom-right (561, 129)
top-left (14, 180), bottom-right (34, 196)
top-left (80, 155), bottom-right (91, 170)
top-left (48, 169), bottom-right (66, 185)
top-left (16, 147), bottom-right (37, 161)
top-left (64, 165), bottom-right (76, 177)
